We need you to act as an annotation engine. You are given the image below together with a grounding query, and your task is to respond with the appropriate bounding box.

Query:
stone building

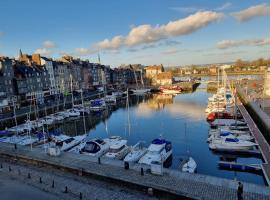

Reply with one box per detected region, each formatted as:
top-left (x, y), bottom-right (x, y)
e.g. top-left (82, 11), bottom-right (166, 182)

top-left (145, 65), bottom-right (164, 85)
top-left (0, 57), bottom-right (15, 112)
top-left (13, 61), bottom-right (49, 104)
top-left (156, 72), bottom-right (173, 85)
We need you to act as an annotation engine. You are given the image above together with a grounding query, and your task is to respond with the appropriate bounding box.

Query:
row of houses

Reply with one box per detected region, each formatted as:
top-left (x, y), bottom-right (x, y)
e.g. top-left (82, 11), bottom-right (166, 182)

top-left (0, 52), bottom-right (145, 112)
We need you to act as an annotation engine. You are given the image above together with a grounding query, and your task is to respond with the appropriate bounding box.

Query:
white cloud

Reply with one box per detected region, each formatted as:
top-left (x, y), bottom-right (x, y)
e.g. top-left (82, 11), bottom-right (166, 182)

top-left (34, 48), bottom-right (51, 56)
top-left (169, 7), bottom-right (202, 13)
top-left (231, 3), bottom-right (270, 22)
top-left (170, 2), bottom-right (231, 13)
top-left (95, 11), bottom-right (224, 50)
top-left (215, 2), bottom-right (232, 11)
top-left (217, 37), bottom-right (270, 49)
top-left (162, 48), bottom-right (179, 55)
top-left (43, 40), bottom-right (56, 48)
top-left (34, 40), bottom-right (57, 56)
top-left (74, 48), bottom-right (97, 56)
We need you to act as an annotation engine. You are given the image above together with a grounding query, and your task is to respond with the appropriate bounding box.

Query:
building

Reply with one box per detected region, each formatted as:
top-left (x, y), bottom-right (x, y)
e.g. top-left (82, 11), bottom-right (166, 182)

top-left (145, 65), bottom-right (164, 78)
top-left (41, 57), bottom-right (56, 94)
top-left (145, 65), bottom-right (164, 85)
top-left (13, 61), bottom-right (49, 104)
top-left (209, 66), bottom-right (217, 74)
top-left (156, 72), bottom-right (173, 85)
top-left (0, 57), bottom-right (15, 112)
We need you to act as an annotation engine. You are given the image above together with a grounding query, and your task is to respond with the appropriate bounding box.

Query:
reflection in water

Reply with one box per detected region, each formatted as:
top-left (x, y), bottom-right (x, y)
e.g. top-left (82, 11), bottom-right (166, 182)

top-left (53, 90), bottom-right (265, 185)
top-left (135, 93), bottom-right (205, 120)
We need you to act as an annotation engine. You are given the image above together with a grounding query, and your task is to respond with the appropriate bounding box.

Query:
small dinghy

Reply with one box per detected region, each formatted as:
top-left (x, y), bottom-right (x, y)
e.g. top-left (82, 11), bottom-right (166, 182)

top-left (182, 157), bottom-right (197, 173)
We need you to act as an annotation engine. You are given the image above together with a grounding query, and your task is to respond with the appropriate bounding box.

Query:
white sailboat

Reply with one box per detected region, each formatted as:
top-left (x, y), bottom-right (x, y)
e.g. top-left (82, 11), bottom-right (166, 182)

top-left (181, 123), bottom-right (197, 173)
top-left (131, 68), bottom-right (150, 94)
top-left (124, 141), bottom-right (147, 164)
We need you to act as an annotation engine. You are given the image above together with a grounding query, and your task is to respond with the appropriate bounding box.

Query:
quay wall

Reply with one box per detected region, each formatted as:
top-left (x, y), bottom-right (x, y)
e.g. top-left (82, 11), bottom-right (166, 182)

top-left (174, 82), bottom-right (200, 91)
top-left (0, 146), bottom-right (193, 199)
top-left (237, 88), bottom-right (270, 142)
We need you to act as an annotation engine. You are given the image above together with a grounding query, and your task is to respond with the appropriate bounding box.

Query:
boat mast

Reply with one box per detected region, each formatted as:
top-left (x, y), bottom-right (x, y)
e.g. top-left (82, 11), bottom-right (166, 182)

top-left (80, 89), bottom-right (87, 136)
top-left (185, 122), bottom-right (189, 156)
top-left (70, 74), bottom-right (74, 108)
top-left (140, 69), bottom-right (145, 88)
top-left (12, 98), bottom-right (18, 137)
top-left (133, 68), bottom-right (139, 89)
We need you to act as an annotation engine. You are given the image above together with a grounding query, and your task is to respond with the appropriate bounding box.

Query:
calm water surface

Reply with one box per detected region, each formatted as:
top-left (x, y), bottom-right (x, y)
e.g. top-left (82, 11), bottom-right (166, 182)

top-left (56, 85), bottom-right (265, 185)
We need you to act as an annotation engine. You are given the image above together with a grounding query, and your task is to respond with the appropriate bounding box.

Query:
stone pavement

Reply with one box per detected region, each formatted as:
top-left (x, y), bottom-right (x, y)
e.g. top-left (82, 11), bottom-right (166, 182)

top-left (0, 160), bottom-right (156, 200)
top-left (1, 142), bottom-right (270, 200)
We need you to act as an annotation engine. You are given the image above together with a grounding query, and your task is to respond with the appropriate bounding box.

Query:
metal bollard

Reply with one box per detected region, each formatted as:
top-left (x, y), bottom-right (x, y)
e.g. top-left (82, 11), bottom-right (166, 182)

top-left (141, 168), bottom-right (144, 176)
top-left (124, 162), bottom-right (129, 170)
top-left (147, 188), bottom-right (154, 196)
top-left (79, 192), bottom-right (82, 199)
top-left (64, 186), bottom-right (68, 193)
top-left (39, 177), bottom-right (42, 183)
top-left (98, 157), bottom-right (101, 164)
top-left (28, 173), bottom-right (31, 179)
top-left (52, 180), bottom-right (55, 188)
top-left (8, 166), bottom-right (11, 172)
top-left (14, 144), bottom-right (17, 150)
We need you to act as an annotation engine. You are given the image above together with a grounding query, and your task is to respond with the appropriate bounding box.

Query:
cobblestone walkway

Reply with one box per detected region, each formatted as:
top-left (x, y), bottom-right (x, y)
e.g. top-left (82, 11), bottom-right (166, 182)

top-left (1, 142), bottom-right (270, 200)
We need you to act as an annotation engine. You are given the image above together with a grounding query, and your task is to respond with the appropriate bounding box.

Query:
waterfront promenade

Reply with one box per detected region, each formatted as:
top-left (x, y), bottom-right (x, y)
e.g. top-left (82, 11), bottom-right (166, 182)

top-left (238, 101), bottom-right (270, 186)
top-left (0, 142), bottom-right (270, 200)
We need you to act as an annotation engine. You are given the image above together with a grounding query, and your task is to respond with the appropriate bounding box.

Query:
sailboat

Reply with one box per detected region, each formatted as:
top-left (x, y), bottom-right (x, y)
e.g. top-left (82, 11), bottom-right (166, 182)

top-left (181, 123), bottom-right (197, 173)
top-left (131, 69), bottom-right (150, 95)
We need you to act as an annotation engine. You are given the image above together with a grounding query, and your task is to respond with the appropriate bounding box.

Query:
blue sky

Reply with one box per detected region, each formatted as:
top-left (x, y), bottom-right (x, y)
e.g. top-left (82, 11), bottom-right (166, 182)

top-left (0, 0), bottom-right (270, 67)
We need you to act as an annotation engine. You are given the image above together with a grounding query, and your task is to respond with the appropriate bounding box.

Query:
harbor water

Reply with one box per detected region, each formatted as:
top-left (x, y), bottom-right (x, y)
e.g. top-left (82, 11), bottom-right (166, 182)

top-left (53, 84), bottom-right (265, 185)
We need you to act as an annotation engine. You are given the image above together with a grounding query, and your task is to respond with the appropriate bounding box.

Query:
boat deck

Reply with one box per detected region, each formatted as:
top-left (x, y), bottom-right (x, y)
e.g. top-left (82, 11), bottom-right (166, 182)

top-left (0, 142), bottom-right (270, 200)
top-left (238, 101), bottom-right (270, 186)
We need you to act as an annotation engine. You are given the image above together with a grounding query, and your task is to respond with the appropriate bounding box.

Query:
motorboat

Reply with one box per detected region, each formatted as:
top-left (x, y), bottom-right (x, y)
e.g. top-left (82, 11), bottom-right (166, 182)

top-left (67, 108), bottom-right (81, 117)
top-left (57, 111), bottom-right (70, 118)
top-left (0, 134), bottom-right (37, 146)
top-left (7, 126), bottom-right (26, 134)
top-left (208, 131), bottom-right (253, 143)
top-left (211, 119), bottom-right (246, 127)
top-left (50, 113), bottom-right (65, 121)
top-left (159, 86), bottom-right (182, 94)
top-left (209, 138), bottom-right (257, 150)
top-left (46, 134), bottom-right (85, 152)
top-left (73, 105), bottom-right (90, 115)
top-left (104, 95), bottom-right (117, 105)
top-left (138, 138), bottom-right (172, 166)
top-left (182, 157), bottom-right (197, 173)
top-left (80, 138), bottom-right (110, 157)
top-left (131, 88), bottom-right (150, 95)
top-left (89, 99), bottom-right (106, 111)
top-left (124, 141), bottom-right (147, 164)
top-left (111, 91), bottom-right (124, 97)
top-left (41, 116), bottom-right (55, 125)
top-left (104, 139), bottom-right (130, 160)
top-left (209, 128), bottom-right (250, 136)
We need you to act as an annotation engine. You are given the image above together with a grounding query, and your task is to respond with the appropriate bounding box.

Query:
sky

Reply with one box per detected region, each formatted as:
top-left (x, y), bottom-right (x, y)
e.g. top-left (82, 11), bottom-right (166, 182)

top-left (0, 0), bottom-right (270, 67)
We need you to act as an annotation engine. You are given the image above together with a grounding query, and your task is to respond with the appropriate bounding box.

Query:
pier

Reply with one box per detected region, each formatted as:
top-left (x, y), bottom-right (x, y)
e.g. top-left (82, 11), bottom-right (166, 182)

top-left (238, 100), bottom-right (270, 186)
top-left (0, 142), bottom-right (270, 200)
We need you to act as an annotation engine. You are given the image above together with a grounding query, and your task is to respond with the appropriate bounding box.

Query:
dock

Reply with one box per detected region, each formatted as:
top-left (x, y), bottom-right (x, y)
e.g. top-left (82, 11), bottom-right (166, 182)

top-left (0, 142), bottom-right (270, 200)
top-left (218, 161), bottom-right (262, 173)
top-left (238, 101), bottom-right (270, 186)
